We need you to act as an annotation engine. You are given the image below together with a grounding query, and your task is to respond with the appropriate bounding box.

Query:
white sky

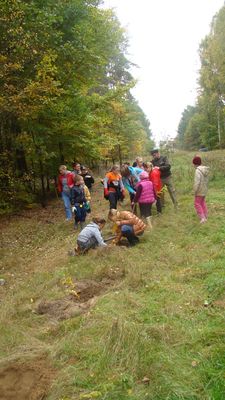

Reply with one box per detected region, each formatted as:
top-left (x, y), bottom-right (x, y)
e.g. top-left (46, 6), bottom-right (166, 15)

top-left (103, 0), bottom-right (225, 143)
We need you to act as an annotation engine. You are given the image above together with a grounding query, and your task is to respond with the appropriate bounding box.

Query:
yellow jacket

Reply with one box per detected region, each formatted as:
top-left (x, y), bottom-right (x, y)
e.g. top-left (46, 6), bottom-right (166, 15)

top-left (84, 185), bottom-right (91, 202)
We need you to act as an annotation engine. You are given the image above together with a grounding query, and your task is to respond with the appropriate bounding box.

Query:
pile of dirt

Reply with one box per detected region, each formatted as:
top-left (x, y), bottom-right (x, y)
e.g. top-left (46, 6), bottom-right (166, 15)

top-left (36, 296), bottom-right (97, 320)
top-left (36, 276), bottom-right (122, 320)
top-left (0, 357), bottom-right (55, 400)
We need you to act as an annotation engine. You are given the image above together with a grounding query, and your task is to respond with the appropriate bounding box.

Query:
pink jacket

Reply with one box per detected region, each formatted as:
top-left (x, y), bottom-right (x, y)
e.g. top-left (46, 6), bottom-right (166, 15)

top-left (134, 178), bottom-right (156, 204)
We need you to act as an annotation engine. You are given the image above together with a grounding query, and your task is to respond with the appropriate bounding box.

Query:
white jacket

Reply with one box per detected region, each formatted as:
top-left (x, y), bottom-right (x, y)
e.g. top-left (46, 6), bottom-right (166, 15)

top-left (194, 166), bottom-right (209, 196)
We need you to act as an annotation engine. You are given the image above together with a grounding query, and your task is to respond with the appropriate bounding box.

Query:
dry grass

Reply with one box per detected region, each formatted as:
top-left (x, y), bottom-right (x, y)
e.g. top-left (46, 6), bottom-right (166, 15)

top-left (0, 152), bottom-right (225, 400)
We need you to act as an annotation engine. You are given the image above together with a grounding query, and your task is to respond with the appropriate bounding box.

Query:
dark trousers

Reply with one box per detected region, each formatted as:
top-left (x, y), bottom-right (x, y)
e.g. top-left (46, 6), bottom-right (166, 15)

top-left (121, 225), bottom-right (139, 245)
top-left (156, 197), bottom-right (162, 213)
top-left (108, 192), bottom-right (118, 209)
top-left (139, 203), bottom-right (152, 218)
top-left (74, 203), bottom-right (86, 223)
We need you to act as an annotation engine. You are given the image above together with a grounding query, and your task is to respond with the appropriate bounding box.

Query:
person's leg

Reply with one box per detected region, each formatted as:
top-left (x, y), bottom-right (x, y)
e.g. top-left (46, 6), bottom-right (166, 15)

top-left (79, 205), bottom-right (87, 229)
top-left (139, 203), bottom-right (151, 218)
top-left (62, 192), bottom-right (72, 220)
top-left (194, 196), bottom-right (205, 221)
top-left (201, 197), bottom-right (208, 219)
top-left (108, 192), bottom-right (117, 209)
top-left (74, 204), bottom-right (82, 229)
top-left (156, 196), bottom-right (162, 214)
top-left (162, 176), bottom-right (177, 206)
top-left (145, 204), bottom-right (153, 228)
top-left (121, 225), bottom-right (138, 246)
top-left (77, 237), bottom-right (98, 252)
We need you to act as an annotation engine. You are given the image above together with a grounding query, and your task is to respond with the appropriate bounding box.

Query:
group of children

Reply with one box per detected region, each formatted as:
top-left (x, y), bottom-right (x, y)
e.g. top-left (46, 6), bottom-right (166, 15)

top-left (103, 156), bottom-right (163, 229)
top-left (57, 151), bottom-right (209, 254)
top-left (57, 164), bottom-right (94, 229)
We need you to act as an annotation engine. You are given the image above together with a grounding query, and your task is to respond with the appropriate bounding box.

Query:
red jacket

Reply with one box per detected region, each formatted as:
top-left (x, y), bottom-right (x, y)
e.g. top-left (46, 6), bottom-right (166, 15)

top-left (149, 168), bottom-right (162, 194)
top-left (57, 172), bottom-right (74, 193)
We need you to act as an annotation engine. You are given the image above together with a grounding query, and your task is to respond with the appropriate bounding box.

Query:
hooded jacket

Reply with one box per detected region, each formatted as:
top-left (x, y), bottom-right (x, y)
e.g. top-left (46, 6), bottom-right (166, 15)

top-left (77, 222), bottom-right (106, 247)
top-left (194, 166), bottom-right (209, 196)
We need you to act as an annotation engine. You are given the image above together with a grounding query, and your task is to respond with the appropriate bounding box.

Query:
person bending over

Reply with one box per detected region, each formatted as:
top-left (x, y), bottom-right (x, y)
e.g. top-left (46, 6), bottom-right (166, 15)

top-left (108, 209), bottom-right (146, 246)
top-left (76, 216), bottom-right (107, 253)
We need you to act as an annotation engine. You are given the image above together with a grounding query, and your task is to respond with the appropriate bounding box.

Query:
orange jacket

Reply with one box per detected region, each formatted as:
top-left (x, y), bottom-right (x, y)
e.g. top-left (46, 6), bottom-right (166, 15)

top-left (113, 211), bottom-right (146, 243)
top-left (104, 172), bottom-right (124, 192)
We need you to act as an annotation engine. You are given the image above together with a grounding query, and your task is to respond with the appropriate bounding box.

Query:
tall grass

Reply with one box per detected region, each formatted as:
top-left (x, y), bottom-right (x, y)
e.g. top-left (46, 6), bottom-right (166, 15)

top-left (0, 150), bottom-right (225, 400)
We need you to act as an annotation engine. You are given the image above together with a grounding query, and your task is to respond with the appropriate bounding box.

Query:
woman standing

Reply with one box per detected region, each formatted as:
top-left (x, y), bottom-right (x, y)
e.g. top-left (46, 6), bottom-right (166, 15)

top-left (57, 165), bottom-right (74, 220)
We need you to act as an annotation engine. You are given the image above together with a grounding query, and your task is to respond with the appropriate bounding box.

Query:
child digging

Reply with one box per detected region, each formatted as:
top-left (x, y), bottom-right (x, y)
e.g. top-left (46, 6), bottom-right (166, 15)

top-left (76, 216), bottom-right (107, 254)
top-left (108, 209), bottom-right (146, 246)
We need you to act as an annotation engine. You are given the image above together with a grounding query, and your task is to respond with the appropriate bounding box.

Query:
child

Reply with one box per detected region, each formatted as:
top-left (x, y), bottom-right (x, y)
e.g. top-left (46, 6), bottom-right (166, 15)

top-left (108, 209), bottom-right (146, 246)
top-left (192, 156), bottom-right (209, 223)
top-left (70, 175), bottom-right (87, 229)
top-left (57, 165), bottom-right (74, 220)
top-left (134, 171), bottom-right (156, 228)
top-left (121, 164), bottom-right (143, 211)
top-left (81, 167), bottom-right (95, 190)
top-left (76, 216), bottom-right (107, 253)
top-left (80, 176), bottom-right (92, 214)
top-left (103, 165), bottom-right (125, 209)
top-left (148, 162), bottom-right (162, 214)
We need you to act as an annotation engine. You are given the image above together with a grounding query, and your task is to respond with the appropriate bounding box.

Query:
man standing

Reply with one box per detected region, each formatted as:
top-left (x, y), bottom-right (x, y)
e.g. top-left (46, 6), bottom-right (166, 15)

top-left (151, 148), bottom-right (177, 208)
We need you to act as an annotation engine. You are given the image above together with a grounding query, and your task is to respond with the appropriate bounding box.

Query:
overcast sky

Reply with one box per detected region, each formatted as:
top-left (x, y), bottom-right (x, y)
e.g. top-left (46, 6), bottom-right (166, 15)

top-left (103, 0), bottom-right (225, 143)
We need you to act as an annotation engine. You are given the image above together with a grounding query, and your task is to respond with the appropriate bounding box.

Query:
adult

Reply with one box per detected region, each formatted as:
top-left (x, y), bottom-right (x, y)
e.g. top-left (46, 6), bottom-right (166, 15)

top-left (151, 148), bottom-right (177, 208)
top-left (57, 165), bottom-right (74, 220)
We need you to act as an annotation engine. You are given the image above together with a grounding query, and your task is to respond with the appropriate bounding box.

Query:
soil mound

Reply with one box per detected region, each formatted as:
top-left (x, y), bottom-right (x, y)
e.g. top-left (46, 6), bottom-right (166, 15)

top-left (36, 276), bottom-right (120, 320)
top-left (0, 358), bottom-right (55, 400)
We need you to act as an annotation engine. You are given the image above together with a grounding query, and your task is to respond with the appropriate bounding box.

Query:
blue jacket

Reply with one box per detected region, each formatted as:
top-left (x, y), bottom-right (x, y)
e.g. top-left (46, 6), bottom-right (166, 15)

top-left (122, 167), bottom-right (143, 194)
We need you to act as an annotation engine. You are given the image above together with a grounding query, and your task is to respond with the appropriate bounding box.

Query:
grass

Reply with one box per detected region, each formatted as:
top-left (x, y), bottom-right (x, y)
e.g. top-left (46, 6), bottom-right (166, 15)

top-left (0, 150), bottom-right (225, 399)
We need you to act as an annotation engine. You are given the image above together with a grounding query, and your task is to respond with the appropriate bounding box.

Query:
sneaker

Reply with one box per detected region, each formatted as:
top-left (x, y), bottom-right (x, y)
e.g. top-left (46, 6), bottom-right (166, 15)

top-left (200, 218), bottom-right (206, 224)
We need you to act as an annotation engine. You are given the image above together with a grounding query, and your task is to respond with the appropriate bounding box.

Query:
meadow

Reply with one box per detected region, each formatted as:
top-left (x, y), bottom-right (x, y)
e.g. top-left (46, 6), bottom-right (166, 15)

top-left (0, 151), bottom-right (224, 400)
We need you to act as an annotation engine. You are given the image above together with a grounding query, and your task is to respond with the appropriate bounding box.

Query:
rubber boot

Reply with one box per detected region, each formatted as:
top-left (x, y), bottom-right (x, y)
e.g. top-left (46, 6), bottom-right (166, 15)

top-left (146, 216), bottom-right (153, 229)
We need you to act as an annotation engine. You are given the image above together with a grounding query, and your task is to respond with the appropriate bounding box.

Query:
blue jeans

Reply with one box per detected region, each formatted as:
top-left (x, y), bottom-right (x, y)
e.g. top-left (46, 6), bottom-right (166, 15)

top-left (62, 191), bottom-right (72, 219)
top-left (121, 225), bottom-right (139, 245)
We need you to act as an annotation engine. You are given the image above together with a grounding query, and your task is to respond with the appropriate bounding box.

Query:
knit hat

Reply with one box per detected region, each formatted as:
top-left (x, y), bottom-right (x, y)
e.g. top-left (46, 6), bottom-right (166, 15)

top-left (192, 156), bottom-right (201, 166)
top-left (140, 171), bottom-right (149, 180)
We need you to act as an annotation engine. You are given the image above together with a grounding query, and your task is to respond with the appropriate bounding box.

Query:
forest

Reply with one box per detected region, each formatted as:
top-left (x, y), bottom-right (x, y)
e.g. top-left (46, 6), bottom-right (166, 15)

top-left (0, 0), bottom-right (153, 212)
top-left (176, 5), bottom-right (225, 150)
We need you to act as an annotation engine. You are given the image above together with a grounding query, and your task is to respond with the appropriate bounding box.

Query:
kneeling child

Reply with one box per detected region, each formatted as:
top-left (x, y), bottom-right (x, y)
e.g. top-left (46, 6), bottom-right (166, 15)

top-left (76, 216), bottom-right (107, 253)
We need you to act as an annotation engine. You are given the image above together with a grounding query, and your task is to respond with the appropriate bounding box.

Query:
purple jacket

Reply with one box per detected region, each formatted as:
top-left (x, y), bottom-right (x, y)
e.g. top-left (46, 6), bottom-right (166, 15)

top-left (134, 178), bottom-right (156, 204)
